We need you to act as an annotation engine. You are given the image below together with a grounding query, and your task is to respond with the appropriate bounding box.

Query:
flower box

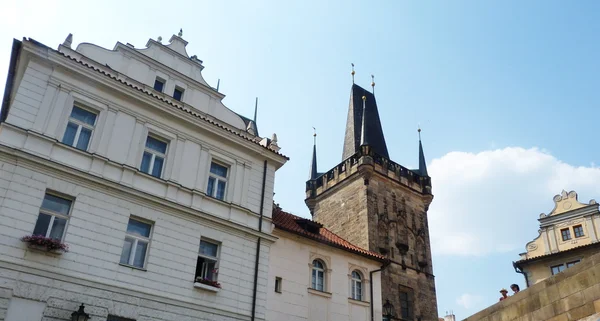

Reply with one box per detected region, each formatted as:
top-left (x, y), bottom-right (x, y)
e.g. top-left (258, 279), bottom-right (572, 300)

top-left (194, 277), bottom-right (221, 292)
top-left (193, 282), bottom-right (221, 293)
top-left (21, 235), bottom-right (69, 254)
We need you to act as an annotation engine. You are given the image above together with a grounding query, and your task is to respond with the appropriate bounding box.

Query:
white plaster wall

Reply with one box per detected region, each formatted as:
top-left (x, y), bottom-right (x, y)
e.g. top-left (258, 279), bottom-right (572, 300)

top-left (75, 39), bottom-right (247, 130)
top-left (0, 157), bottom-right (271, 320)
top-left (266, 230), bottom-right (382, 321)
top-left (2, 48), bottom-right (282, 229)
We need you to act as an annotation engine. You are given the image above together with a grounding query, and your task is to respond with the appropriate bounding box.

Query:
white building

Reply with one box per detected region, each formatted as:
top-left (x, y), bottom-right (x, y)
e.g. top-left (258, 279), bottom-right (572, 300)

top-left (0, 32), bottom-right (287, 321)
top-left (267, 205), bottom-right (384, 321)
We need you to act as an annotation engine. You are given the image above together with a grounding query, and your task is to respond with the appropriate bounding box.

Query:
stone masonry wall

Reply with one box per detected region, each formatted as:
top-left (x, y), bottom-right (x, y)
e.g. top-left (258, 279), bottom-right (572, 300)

top-left (368, 174), bottom-right (438, 321)
top-left (464, 251), bottom-right (600, 321)
top-left (312, 177), bottom-right (370, 250)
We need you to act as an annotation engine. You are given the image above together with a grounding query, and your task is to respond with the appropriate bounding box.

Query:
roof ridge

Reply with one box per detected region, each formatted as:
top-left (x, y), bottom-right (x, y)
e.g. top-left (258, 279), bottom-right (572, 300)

top-left (43, 40), bottom-right (287, 160)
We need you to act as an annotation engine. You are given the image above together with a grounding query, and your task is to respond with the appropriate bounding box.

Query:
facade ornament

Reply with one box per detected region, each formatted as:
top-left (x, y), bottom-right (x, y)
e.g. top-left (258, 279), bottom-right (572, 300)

top-left (178, 28), bottom-right (183, 37)
top-left (157, 36), bottom-right (162, 43)
top-left (63, 33), bottom-right (73, 48)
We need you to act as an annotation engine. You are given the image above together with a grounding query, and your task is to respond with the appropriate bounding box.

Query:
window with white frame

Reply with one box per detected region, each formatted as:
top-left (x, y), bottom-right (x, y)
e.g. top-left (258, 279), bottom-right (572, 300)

top-left (33, 193), bottom-right (73, 240)
top-left (351, 270), bottom-right (363, 300)
top-left (206, 162), bottom-right (228, 200)
top-left (195, 239), bottom-right (220, 282)
top-left (140, 135), bottom-right (168, 178)
top-left (311, 259), bottom-right (325, 291)
top-left (120, 218), bottom-right (152, 268)
top-left (62, 105), bottom-right (97, 151)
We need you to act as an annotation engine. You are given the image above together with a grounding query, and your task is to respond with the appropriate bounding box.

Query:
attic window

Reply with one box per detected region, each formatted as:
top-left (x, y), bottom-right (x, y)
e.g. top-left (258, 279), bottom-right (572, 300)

top-left (295, 218), bottom-right (323, 234)
top-left (173, 87), bottom-right (184, 101)
top-left (153, 77), bottom-right (165, 93)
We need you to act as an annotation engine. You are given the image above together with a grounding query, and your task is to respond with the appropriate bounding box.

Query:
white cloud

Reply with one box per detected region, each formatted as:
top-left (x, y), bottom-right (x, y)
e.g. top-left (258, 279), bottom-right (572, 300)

top-left (456, 293), bottom-right (483, 310)
top-left (428, 147), bottom-right (600, 256)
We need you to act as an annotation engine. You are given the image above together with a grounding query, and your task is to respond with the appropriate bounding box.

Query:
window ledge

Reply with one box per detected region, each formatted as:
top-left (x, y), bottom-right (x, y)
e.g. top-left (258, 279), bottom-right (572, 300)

top-left (26, 244), bottom-right (64, 255)
top-left (307, 288), bottom-right (332, 298)
top-left (348, 298), bottom-right (370, 307)
top-left (194, 282), bottom-right (221, 293)
top-left (118, 263), bottom-right (147, 271)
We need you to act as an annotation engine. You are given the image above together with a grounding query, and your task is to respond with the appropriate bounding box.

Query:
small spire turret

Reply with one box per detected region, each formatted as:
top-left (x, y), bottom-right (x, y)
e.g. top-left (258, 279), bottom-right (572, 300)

top-left (418, 126), bottom-right (428, 177)
top-left (309, 128), bottom-right (318, 180)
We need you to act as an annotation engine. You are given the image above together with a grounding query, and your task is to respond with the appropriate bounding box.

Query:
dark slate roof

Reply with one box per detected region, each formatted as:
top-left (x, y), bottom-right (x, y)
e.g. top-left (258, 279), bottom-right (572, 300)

top-left (342, 84), bottom-right (389, 160)
top-left (418, 139), bottom-right (428, 177)
top-left (309, 143), bottom-right (318, 180)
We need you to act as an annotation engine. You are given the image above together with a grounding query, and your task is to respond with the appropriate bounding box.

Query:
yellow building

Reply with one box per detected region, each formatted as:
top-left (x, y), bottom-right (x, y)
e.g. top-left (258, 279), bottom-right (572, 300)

top-left (513, 190), bottom-right (600, 286)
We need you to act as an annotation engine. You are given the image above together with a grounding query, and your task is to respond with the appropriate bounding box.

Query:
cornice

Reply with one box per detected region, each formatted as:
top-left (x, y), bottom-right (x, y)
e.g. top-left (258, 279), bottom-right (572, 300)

top-left (0, 139), bottom-right (277, 243)
top-left (539, 204), bottom-right (599, 228)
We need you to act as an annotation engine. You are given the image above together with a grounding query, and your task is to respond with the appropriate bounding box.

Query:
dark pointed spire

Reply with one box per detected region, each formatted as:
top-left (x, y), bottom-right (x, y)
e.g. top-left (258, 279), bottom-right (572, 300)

top-left (341, 84), bottom-right (389, 160)
top-left (309, 128), bottom-right (318, 180)
top-left (360, 95), bottom-right (368, 146)
top-left (418, 127), bottom-right (428, 177)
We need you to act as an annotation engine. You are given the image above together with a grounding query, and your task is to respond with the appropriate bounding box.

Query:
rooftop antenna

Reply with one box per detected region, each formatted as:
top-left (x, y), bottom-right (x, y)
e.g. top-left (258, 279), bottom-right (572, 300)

top-left (351, 63), bottom-right (355, 84)
top-left (216, 79), bottom-right (220, 92)
top-left (254, 97), bottom-right (258, 124)
top-left (371, 74), bottom-right (375, 95)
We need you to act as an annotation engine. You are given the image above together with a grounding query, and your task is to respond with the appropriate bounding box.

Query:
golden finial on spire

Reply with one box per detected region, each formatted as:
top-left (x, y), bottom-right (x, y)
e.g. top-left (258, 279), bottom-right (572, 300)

top-left (312, 127), bottom-right (317, 144)
top-left (362, 95), bottom-right (366, 101)
top-left (351, 63), bottom-right (355, 84)
top-left (418, 124), bottom-right (422, 140)
top-left (371, 74), bottom-right (375, 94)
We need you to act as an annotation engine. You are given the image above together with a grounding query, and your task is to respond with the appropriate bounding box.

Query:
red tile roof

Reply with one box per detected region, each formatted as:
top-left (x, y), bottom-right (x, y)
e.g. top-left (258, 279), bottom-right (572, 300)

top-left (24, 38), bottom-right (288, 160)
top-left (272, 205), bottom-right (385, 262)
top-left (513, 241), bottom-right (600, 266)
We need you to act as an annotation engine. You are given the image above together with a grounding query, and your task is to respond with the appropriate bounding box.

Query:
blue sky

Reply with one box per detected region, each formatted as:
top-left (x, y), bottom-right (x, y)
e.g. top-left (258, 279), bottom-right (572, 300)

top-left (2, 0), bottom-right (600, 318)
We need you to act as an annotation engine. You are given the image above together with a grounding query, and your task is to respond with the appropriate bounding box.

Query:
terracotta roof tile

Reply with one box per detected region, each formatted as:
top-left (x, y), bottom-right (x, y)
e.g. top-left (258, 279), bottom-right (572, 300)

top-left (272, 205), bottom-right (385, 261)
top-left (514, 241), bottom-right (600, 265)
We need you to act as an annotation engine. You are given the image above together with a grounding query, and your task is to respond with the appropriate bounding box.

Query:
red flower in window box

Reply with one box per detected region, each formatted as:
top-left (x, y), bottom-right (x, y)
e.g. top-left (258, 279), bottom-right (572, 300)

top-left (195, 277), bottom-right (221, 289)
top-left (21, 235), bottom-right (69, 252)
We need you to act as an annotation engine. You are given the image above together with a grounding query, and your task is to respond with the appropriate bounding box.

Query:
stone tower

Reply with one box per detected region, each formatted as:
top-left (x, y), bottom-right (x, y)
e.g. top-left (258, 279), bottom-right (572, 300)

top-left (306, 83), bottom-right (438, 320)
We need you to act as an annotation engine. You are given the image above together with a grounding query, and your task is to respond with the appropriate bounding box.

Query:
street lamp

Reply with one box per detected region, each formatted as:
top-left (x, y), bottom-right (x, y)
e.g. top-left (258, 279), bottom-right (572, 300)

top-left (383, 299), bottom-right (395, 320)
top-left (71, 303), bottom-right (90, 321)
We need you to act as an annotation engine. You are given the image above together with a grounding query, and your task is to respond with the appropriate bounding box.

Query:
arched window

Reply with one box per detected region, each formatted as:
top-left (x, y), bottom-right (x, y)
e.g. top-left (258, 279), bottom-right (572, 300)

top-left (351, 270), bottom-right (362, 300)
top-left (312, 260), bottom-right (325, 291)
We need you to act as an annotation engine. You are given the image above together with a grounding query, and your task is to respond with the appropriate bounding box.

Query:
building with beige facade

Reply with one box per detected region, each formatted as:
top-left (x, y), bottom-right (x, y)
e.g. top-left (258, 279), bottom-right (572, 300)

top-left (266, 205), bottom-right (384, 321)
top-left (513, 190), bottom-right (600, 286)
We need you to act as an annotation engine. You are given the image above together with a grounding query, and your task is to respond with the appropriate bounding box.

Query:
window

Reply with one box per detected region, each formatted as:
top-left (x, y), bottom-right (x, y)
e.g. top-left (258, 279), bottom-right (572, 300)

top-left (551, 264), bottom-right (565, 275)
top-left (561, 228), bottom-right (571, 241)
top-left (567, 260), bottom-right (581, 268)
top-left (33, 193), bottom-right (72, 241)
top-left (120, 218), bottom-right (152, 268)
top-left (399, 291), bottom-right (413, 320)
top-left (351, 270), bottom-right (363, 300)
top-left (207, 162), bottom-right (228, 200)
top-left (195, 239), bottom-right (220, 282)
top-left (173, 87), bottom-right (184, 101)
top-left (574, 225), bottom-right (585, 238)
top-left (140, 135), bottom-right (167, 178)
top-left (153, 77), bottom-right (165, 92)
top-left (311, 259), bottom-right (325, 291)
top-left (62, 105), bottom-right (97, 151)
top-left (107, 316), bottom-right (136, 321)
top-left (275, 277), bottom-right (282, 293)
